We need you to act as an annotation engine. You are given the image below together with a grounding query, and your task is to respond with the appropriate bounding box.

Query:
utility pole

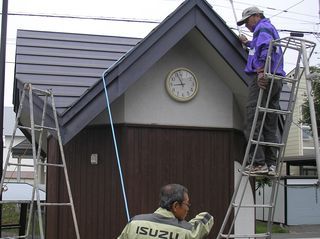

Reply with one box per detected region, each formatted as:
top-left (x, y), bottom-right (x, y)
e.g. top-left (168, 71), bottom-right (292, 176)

top-left (0, 0), bottom-right (9, 235)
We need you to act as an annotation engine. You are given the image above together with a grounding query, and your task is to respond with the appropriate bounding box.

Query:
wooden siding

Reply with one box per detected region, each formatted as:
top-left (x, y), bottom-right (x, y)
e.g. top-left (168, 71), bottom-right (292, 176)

top-left (46, 124), bottom-right (245, 239)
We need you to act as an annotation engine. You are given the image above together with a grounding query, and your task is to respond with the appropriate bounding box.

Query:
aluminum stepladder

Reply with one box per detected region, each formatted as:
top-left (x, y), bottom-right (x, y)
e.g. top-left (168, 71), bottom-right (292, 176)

top-left (217, 37), bottom-right (318, 239)
top-left (0, 83), bottom-right (80, 239)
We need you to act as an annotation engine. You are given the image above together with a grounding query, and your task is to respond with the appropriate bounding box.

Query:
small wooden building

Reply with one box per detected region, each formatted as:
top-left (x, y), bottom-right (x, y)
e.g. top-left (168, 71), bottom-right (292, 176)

top-left (13, 0), bottom-right (254, 238)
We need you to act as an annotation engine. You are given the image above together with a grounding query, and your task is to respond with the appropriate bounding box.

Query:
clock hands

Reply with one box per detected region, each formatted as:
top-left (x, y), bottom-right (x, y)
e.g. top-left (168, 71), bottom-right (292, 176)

top-left (175, 74), bottom-right (185, 87)
top-left (173, 83), bottom-right (185, 86)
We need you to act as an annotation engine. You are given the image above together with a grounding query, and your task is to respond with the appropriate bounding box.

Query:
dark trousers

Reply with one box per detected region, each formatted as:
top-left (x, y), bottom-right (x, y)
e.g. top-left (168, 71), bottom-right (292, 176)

top-left (245, 76), bottom-right (283, 166)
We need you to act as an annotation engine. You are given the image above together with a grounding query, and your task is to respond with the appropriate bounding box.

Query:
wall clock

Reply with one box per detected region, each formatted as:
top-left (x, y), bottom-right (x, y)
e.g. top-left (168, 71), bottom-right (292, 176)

top-left (165, 68), bottom-right (199, 102)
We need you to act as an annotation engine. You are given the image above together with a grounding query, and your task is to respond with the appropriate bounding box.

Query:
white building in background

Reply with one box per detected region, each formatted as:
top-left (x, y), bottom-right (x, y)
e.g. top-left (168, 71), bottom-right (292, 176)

top-left (3, 106), bottom-right (34, 183)
top-left (284, 68), bottom-right (318, 178)
top-left (256, 68), bottom-right (320, 225)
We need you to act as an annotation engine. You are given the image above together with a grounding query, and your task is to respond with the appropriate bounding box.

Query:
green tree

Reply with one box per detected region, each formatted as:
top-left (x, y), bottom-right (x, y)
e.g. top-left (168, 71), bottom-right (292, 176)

top-left (299, 66), bottom-right (320, 135)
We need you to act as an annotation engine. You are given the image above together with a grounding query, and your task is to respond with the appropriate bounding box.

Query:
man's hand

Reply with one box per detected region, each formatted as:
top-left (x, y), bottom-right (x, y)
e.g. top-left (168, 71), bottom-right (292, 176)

top-left (257, 72), bottom-right (268, 90)
top-left (239, 34), bottom-right (249, 45)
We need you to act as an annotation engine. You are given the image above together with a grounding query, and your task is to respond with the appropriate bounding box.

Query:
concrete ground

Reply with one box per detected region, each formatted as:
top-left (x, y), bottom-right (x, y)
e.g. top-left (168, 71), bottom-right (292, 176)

top-left (272, 224), bottom-right (320, 239)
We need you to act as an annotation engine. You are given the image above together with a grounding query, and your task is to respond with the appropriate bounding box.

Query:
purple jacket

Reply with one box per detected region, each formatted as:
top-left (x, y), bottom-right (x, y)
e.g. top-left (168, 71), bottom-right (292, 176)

top-left (245, 18), bottom-right (286, 76)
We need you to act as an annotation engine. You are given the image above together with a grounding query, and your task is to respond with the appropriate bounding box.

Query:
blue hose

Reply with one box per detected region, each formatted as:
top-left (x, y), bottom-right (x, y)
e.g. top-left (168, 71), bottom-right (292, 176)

top-left (102, 70), bottom-right (130, 222)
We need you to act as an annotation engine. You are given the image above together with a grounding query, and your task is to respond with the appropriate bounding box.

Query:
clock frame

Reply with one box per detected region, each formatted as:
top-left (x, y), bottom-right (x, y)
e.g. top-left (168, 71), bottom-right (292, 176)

top-left (165, 68), bottom-right (199, 102)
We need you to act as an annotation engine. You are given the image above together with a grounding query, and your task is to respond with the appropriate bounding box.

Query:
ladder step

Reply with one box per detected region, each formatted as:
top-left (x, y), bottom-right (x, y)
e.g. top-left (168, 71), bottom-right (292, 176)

top-left (18, 124), bottom-right (57, 132)
top-left (17, 125), bottom-right (41, 131)
top-left (8, 163), bottom-right (34, 167)
top-left (7, 162), bottom-right (64, 168)
top-left (40, 202), bottom-right (71, 206)
top-left (37, 162), bottom-right (64, 167)
top-left (220, 233), bottom-right (269, 238)
top-left (34, 124), bottom-right (57, 131)
top-left (232, 203), bottom-right (273, 208)
top-left (251, 140), bottom-right (285, 148)
top-left (0, 200), bottom-right (32, 204)
top-left (265, 73), bottom-right (298, 83)
top-left (31, 87), bottom-right (51, 95)
top-left (258, 107), bottom-right (292, 115)
top-left (241, 171), bottom-right (280, 178)
top-left (0, 235), bottom-right (28, 238)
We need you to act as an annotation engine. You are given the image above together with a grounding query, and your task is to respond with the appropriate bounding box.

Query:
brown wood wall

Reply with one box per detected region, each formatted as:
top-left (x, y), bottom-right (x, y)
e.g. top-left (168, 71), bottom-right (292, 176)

top-left (46, 124), bottom-right (245, 239)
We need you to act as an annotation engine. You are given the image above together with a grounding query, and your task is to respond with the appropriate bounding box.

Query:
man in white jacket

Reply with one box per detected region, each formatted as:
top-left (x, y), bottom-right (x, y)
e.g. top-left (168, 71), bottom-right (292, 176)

top-left (117, 184), bottom-right (214, 239)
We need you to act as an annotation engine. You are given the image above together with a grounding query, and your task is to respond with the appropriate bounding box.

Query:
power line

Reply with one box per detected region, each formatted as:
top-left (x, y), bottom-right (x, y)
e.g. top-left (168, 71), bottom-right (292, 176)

top-left (269, 0), bottom-right (305, 19)
top-left (8, 12), bottom-right (161, 24)
top-left (211, 7), bottom-right (318, 33)
top-left (210, 0), bottom-right (318, 19)
top-left (9, 9), bottom-right (318, 33)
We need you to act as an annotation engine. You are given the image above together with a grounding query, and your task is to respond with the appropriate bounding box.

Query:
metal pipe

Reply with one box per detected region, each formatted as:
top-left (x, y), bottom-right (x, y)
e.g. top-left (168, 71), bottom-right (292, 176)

top-left (0, 1), bottom-right (9, 234)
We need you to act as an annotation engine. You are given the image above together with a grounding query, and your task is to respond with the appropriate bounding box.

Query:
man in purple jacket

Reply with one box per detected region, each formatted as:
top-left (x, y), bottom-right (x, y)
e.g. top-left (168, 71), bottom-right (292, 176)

top-left (237, 7), bottom-right (285, 175)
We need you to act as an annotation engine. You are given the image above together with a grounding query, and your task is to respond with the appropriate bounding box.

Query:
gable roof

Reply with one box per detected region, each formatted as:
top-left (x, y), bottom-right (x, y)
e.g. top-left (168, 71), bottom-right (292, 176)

top-left (14, 0), bottom-right (249, 145)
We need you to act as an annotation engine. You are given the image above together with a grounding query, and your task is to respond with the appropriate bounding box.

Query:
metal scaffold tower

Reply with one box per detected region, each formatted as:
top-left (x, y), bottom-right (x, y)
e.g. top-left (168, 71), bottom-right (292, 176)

top-left (217, 37), bottom-right (318, 239)
top-left (0, 83), bottom-right (80, 239)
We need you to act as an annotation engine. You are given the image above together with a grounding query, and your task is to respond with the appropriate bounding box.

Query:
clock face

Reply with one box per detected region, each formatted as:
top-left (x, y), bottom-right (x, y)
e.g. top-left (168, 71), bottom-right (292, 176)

top-left (165, 68), bottom-right (198, 102)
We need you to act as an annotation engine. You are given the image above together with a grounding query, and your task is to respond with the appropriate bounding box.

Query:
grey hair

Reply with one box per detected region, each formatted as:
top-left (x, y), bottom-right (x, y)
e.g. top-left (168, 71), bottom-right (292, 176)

top-left (159, 184), bottom-right (188, 210)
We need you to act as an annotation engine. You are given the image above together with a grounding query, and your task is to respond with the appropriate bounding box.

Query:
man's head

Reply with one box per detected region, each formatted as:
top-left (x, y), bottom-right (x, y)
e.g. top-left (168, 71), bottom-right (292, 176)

top-left (237, 6), bottom-right (264, 32)
top-left (159, 184), bottom-right (190, 221)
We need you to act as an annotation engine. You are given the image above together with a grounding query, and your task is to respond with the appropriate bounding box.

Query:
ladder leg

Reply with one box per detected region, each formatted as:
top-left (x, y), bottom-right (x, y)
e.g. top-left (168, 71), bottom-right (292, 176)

top-left (50, 93), bottom-right (81, 239)
top-left (28, 84), bottom-right (45, 239)
top-left (0, 90), bottom-right (26, 192)
top-left (217, 88), bottom-right (266, 238)
top-left (25, 186), bottom-right (36, 236)
top-left (301, 42), bottom-right (320, 183)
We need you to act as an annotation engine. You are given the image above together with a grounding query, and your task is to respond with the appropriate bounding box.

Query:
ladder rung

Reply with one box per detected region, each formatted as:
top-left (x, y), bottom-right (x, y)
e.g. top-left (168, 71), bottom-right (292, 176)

top-left (251, 140), bottom-right (285, 148)
top-left (0, 235), bottom-right (28, 238)
top-left (8, 163), bottom-right (34, 167)
top-left (220, 233), bottom-right (269, 238)
top-left (258, 107), bottom-right (292, 115)
top-left (18, 125), bottom-right (57, 132)
top-left (232, 203), bottom-right (273, 208)
top-left (40, 202), bottom-right (71, 206)
top-left (31, 87), bottom-right (51, 95)
top-left (241, 171), bottom-right (280, 178)
top-left (0, 200), bottom-right (32, 204)
top-left (34, 124), bottom-right (57, 131)
top-left (37, 162), bottom-right (64, 167)
top-left (265, 73), bottom-right (298, 83)
top-left (17, 125), bottom-right (41, 131)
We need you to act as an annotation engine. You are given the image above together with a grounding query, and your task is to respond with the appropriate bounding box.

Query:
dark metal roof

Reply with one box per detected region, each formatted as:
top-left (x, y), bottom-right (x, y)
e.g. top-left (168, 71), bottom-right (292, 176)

top-left (14, 30), bottom-right (141, 114)
top-left (14, 0), bottom-right (250, 145)
top-left (11, 139), bottom-right (46, 158)
top-left (11, 139), bottom-right (33, 158)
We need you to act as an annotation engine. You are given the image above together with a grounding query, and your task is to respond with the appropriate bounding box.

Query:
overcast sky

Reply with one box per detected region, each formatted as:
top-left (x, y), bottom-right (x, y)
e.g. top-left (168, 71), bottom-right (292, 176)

top-left (2, 0), bottom-right (319, 106)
